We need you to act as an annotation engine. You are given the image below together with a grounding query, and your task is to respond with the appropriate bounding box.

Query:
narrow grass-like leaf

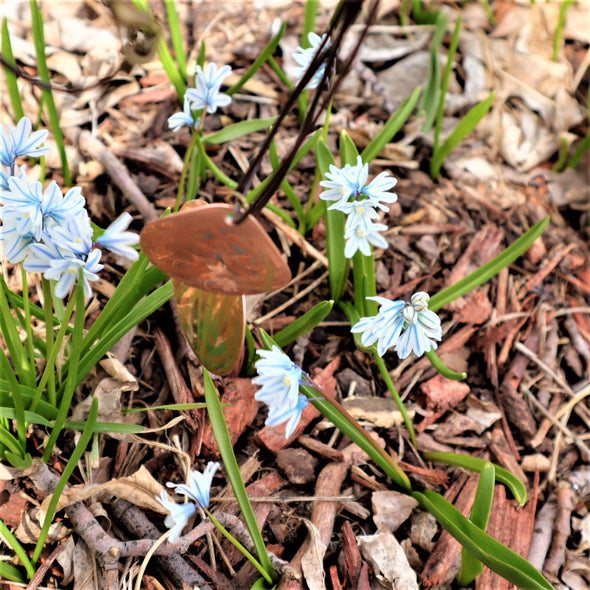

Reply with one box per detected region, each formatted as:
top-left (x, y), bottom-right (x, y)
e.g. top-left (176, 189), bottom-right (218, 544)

top-left (361, 87), bottom-right (421, 163)
top-left (423, 451), bottom-right (527, 506)
top-left (0, 276), bottom-right (31, 386)
top-left (164, 0), bottom-right (187, 80)
top-left (431, 91), bottom-right (495, 179)
top-left (568, 133), bottom-right (590, 169)
top-left (457, 462), bottom-right (495, 586)
top-left (269, 138), bottom-right (305, 230)
top-left (31, 292), bottom-right (76, 413)
top-left (428, 216), bottom-right (549, 311)
top-left (33, 397), bottom-right (99, 564)
top-left (227, 21), bottom-right (286, 96)
top-left (302, 0), bottom-right (319, 45)
top-left (30, 0), bottom-right (70, 185)
top-left (0, 350), bottom-right (26, 455)
top-left (339, 129), bottom-right (359, 165)
top-left (551, 136), bottom-right (569, 173)
top-left (434, 16), bottom-right (461, 152)
top-left (317, 140), bottom-right (348, 300)
top-left (42, 278), bottom-right (85, 460)
top-left (412, 489), bottom-right (554, 590)
top-left (158, 34), bottom-right (185, 99)
top-left (0, 520), bottom-right (33, 579)
top-left (206, 510), bottom-right (273, 584)
top-left (552, 0), bottom-right (574, 62)
top-left (274, 300), bottom-right (333, 348)
top-left (419, 13), bottom-right (446, 133)
top-left (70, 281), bottom-right (174, 392)
top-left (203, 117), bottom-right (278, 145)
top-left (65, 421), bottom-right (145, 434)
top-left (124, 403), bottom-right (207, 413)
top-left (425, 350), bottom-right (467, 380)
top-left (1, 19), bottom-right (25, 121)
top-left (0, 561), bottom-right (24, 582)
top-left (203, 370), bottom-right (275, 581)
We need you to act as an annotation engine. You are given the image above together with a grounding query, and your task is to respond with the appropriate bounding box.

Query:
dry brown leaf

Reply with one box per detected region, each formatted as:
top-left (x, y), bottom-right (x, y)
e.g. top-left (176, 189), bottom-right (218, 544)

top-left (301, 519), bottom-right (328, 590)
top-left (357, 530), bottom-right (419, 590)
top-left (372, 491), bottom-right (418, 532)
top-left (342, 395), bottom-right (415, 428)
top-left (41, 465), bottom-right (165, 515)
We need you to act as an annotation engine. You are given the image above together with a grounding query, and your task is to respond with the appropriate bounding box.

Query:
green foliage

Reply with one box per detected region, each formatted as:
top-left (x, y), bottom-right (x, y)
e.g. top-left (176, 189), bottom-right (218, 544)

top-left (274, 300), bottom-right (334, 348)
top-left (203, 370), bottom-right (275, 583)
top-left (1, 19), bottom-right (24, 121)
top-left (33, 397), bottom-right (99, 564)
top-left (552, 0), bottom-right (575, 62)
top-left (429, 217), bottom-right (550, 311)
top-left (458, 463), bottom-right (495, 586)
top-left (29, 0), bottom-right (70, 185)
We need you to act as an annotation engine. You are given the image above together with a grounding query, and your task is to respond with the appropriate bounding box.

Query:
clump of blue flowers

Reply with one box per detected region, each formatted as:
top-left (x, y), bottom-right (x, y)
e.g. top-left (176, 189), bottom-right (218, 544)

top-left (352, 292), bottom-right (442, 359)
top-left (293, 32), bottom-right (330, 90)
top-left (0, 117), bottom-right (139, 298)
top-left (320, 156), bottom-right (397, 258)
top-left (253, 345), bottom-right (309, 438)
top-left (156, 461), bottom-right (220, 543)
top-left (168, 62), bottom-right (233, 131)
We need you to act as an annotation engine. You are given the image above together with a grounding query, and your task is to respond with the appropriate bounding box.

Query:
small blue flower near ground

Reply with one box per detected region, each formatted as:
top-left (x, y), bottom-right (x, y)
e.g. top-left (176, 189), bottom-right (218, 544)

top-left (166, 461), bottom-right (220, 509)
top-left (293, 32), bottom-right (330, 90)
top-left (0, 117), bottom-right (49, 169)
top-left (186, 63), bottom-right (232, 114)
top-left (168, 63), bottom-right (232, 131)
top-left (253, 345), bottom-right (309, 438)
top-left (168, 95), bottom-right (198, 132)
top-left (351, 292), bottom-right (442, 359)
top-left (96, 212), bottom-right (139, 261)
top-left (156, 490), bottom-right (197, 544)
top-left (320, 156), bottom-right (398, 259)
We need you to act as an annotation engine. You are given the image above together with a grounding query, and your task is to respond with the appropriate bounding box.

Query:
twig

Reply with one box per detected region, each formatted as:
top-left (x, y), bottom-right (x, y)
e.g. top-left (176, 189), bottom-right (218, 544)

top-left (63, 128), bottom-right (158, 223)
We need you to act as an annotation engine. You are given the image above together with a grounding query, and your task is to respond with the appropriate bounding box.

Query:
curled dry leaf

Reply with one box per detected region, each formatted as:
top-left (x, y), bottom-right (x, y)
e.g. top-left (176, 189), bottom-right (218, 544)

top-left (41, 465), bottom-right (165, 515)
top-left (372, 491), bottom-right (418, 533)
top-left (357, 530), bottom-right (419, 590)
top-left (301, 519), bottom-right (328, 590)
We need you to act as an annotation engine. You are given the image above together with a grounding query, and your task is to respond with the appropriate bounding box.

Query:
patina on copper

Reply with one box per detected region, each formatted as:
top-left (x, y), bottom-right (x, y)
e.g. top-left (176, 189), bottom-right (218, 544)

top-left (174, 282), bottom-right (245, 377)
top-left (140, 204), bottom-right (291, 295)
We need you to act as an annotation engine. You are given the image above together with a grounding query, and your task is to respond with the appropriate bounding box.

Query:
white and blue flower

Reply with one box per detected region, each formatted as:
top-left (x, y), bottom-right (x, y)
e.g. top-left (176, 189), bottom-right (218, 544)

top-left (0, 117), bottom-right (49, 168)
top-left (185, 63), bottom-right (232, 115)
top-left (293, 32), bottom-right (330, 90)
top-left (351, 292), bottom-right (442, 359)
top-left (156, 491), bottom-right (197, 544)
top-left (168, 94), bottom-right (198, 132)
top-left (96, 212), bottom-right (139, 261)
top-left (253, 346), bottom-right (309, 438)
top-left (343, 220), bottom-right (388, 258)
top-left (166, 461), bottom-right (220, 509)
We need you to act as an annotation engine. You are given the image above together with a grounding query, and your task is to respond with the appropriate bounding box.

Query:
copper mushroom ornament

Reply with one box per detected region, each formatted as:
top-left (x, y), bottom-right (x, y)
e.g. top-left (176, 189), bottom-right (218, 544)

top-left (140, 203), bottom-right (291, 375)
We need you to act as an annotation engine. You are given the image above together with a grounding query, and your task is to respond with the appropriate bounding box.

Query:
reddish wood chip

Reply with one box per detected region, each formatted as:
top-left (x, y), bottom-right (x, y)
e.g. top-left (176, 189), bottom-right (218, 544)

top-left (420, 373), bottom-right (471, 411)
top-left (201, 378), bottom-right (260, 457)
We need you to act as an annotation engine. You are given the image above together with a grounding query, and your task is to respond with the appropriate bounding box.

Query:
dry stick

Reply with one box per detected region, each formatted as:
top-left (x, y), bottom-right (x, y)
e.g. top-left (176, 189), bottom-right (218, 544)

top-left (63, 128), bottom-right (158, 223)
top-left (25, 539), bottom-right (68, 590)
top-left (24, 459), bottom-right (205, 589)
top-left (277, 442), bottom-right (372, 590)
top-left (111, 499), bottom-right (208, 589)
top-left (520, 384), bottom-right (590, 460)
top-left (24, 460), bottom-right (288, 587)
top-left (543, 486), bottom-right (577, 579)
top-left (528, 494), bottom-right (558, 571)
top-left (153, 326), bottom-right (200, 430)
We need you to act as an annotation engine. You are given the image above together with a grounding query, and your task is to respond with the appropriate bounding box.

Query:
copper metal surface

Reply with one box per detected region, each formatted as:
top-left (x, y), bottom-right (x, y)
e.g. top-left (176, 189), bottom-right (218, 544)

top-left (140, 204), bottom-right (291, 295)
top-left (174, 281), bottom-right (245, 376)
